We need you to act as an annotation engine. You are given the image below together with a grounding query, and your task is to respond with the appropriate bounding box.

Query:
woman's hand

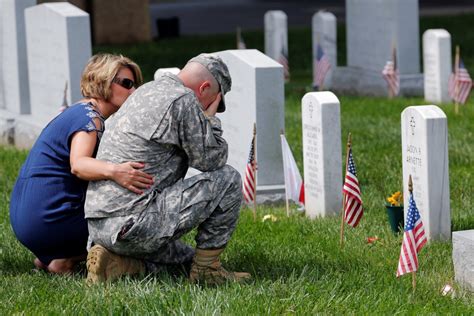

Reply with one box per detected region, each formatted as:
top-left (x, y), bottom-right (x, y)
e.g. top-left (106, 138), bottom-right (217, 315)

top-left (111, 162), bottom-right (154, 194)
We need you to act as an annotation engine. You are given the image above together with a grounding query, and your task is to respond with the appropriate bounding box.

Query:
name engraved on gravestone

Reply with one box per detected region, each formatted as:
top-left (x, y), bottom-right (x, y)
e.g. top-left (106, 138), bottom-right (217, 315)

top-left (303, 120), bottom-right (322, 200)
top-left (302, 92), bottom-right (342, 219)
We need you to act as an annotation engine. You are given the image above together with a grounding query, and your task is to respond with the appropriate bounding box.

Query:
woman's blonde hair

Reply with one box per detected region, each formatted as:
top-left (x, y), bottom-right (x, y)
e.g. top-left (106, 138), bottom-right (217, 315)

top-left (80, 53), bottom-right (143, 101)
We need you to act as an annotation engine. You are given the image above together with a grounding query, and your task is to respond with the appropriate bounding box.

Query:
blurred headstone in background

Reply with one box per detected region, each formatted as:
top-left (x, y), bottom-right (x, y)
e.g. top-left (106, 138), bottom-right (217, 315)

top-left (37, 0), bottom-right (151, 44)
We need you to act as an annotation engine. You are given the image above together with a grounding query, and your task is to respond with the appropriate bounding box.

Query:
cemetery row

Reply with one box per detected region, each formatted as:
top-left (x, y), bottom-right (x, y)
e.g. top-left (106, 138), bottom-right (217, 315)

top-left (1, 1), bottom-right (472, 149)
top-left (263, 5), bottom-right (470, 103)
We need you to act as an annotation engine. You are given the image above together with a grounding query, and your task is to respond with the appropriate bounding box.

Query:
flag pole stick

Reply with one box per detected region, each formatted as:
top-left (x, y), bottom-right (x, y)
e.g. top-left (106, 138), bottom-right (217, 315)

top-left (454, 45), bottom-right (460, 115)
top-left (236, 27), bottom-right (241, 49)
top-left (388, 44), bottom-right (396, 99)
top-left (252, 123), bottom-right (257, 221)
top-left (317, 34), bottom-right (324, 91)
top-left (340, 132), bottom-right (352, 248)
top-left (408, 174), bottom-right (417, 291)
top-left (281, 130), bottom-right (291, 217)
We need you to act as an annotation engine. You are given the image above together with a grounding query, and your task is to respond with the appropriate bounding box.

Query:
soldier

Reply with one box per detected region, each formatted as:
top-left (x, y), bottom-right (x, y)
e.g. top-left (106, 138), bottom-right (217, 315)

top-left (85, 53), bottom-right (250, 285)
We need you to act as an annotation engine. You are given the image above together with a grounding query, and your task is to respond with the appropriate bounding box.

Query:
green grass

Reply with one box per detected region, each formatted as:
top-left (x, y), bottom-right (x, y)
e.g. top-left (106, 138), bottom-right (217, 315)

top-left (1, 14), bottom-right (474, 314)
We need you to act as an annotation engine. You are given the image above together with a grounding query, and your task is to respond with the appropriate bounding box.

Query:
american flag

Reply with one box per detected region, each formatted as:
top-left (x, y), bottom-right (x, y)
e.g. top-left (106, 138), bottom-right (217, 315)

top-left (448, 59), bottom-right (472, 104)
top-left (396, 191), bottom-right (427, 277)
top-left (313, 43), bottom-right (331, 90)
top-left (342, 148), bottom-right (363, 228)
top-left (278, 46), bottom-right (290, 82)
top-left (238, 37), bottom-right (247, 49)
top-left (382, 61), bottom-right (400, 97)
top-left (243, 134), bottom-right (256, 203)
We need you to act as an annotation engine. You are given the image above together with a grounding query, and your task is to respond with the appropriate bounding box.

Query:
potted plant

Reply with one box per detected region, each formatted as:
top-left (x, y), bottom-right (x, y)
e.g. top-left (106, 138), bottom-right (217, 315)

top-left (385, 191), bottom-right (404, 233)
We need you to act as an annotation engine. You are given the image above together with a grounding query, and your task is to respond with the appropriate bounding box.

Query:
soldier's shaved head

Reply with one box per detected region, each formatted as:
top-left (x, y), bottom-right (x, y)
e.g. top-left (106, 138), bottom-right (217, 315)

top-left (179, 62), bottom-right (219, 94)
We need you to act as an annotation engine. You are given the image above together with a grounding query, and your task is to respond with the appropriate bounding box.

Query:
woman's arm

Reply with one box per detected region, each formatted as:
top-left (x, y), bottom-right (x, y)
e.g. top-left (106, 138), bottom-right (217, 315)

top-left (70, 131), bottom-right (154, 194)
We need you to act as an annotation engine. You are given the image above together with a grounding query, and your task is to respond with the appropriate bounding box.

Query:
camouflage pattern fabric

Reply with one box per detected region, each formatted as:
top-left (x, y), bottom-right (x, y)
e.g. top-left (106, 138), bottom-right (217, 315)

top-left (85, 73), bottom-right (242, 264)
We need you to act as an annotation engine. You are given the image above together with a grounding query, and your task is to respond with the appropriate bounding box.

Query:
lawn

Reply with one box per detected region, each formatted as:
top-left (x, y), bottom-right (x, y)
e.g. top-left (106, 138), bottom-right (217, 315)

top-left (0, 13), bottom-right (473, 314)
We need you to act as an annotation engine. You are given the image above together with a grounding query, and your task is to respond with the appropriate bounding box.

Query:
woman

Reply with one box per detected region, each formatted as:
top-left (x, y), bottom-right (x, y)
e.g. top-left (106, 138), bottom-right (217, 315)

top-left (9, 53), bottom-right (154, 274)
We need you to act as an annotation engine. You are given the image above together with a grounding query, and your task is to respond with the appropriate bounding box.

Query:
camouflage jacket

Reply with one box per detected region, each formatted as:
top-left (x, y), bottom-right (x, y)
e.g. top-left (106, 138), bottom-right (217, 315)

top-left (84, 73), bottom-right (228, 218)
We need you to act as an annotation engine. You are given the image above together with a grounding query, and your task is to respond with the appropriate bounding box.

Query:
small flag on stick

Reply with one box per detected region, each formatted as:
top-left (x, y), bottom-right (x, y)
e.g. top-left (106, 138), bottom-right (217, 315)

top-left (243, 123), bottom-right (257, 219)
top-left (313, 43), bottom-right (331, 91)
top-left (281, 132), bottom-right (305, 216)
top-left (340, 133), bottom-right (363, 248)
top-left (448, 46), bottom-right (472, 106)
top-left (342, 144), bottom-right (363, 228)
top-left (396, 175), bottom-right (427, 290)
top-left (277, 44), bottom-right (290, 82)
top-left (382, 46), bottom-right (400, 98)
top-left (237, 27), bottom-right (246, 49)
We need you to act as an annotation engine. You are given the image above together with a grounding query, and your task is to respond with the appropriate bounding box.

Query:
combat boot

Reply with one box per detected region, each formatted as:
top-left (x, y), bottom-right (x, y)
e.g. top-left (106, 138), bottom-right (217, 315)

top-left (86, 244), bottom-right (145, 284)
top-left (189, 248), bottom-right (251, 285)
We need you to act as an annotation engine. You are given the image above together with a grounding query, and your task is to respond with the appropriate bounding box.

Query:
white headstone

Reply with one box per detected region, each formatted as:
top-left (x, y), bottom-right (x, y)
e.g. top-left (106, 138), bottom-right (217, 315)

top-left (25, 3), bottom-right (91, 124)
top-left (216, 49), bottom-right (285, 199)
top-left (401, 105), bottom-right (450, 241)
top-left (423, 29), bottom-right (452, 103)
top-left (346, 0), bottom-right (420, 74)
top-left (302, 92), bottom-right (342, 219)
top-left (312, 11), bottom-right (337, 89)
top-left (332, 0), bottom-right (423, 97)
top-left (453, 230), bottom-right (474, 291)
top-left (0, 0), bottom-right (35, 114)
top-left (154, 67), bottom-right (180, 81)
top-left (264, 10), bottom-right (288, 64)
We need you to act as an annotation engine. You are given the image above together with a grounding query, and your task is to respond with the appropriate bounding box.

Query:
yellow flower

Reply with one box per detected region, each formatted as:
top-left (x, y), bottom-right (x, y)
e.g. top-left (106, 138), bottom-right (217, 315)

top-left (262, 214), bottom-right (278, 222)
top-left (386, 191), bottom-right (403, 206)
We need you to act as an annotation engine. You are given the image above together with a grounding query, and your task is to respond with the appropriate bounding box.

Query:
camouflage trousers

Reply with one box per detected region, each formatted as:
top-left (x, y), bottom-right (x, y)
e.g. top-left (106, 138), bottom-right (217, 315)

top-left (88, 165), bottom-right (242, 265)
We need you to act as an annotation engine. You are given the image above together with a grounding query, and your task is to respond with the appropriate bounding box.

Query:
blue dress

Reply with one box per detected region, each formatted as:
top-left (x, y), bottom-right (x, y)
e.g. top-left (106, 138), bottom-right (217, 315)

top-left (10, 102), bottom-right (105, 265)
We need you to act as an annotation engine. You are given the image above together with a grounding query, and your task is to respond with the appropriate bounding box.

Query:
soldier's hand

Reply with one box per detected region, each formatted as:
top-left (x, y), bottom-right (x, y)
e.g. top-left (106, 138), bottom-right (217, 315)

top-left (112, 162), bottom-right (154, 194)
top-left (204, 93), bottom-right (221, 117)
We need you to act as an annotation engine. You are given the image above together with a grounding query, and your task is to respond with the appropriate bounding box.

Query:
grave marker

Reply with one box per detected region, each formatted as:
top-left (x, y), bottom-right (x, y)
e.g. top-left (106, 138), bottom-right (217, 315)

top-left (423, 29), bottom-right (452, 103)
top-left (0, 0), bottom-right (35, 114)
top-left (332, 0), bottom-right (423, 96)
top-left (302, 91), bottom-right (342, 218)
top-left (312, 11), bottom-right (337, 89)
top-left (264, 10), bottom-right (288, 68)
top-left (217, 49), bottom-right (285, 201)
top-left (453, 230), bottom-right (474, 291)
top-left (25, 3), bottom-right (91, 124)
top-left (401, 105), bottom-right (450, 241)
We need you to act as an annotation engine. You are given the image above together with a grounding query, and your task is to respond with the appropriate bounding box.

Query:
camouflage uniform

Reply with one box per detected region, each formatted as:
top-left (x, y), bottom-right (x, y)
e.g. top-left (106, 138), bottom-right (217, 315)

top-left (85, 57), bottom-right (242, 266)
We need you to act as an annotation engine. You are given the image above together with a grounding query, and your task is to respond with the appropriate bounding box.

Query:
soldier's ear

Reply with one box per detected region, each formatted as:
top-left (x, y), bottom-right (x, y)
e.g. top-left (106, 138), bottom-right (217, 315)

top-left (198, 81), bottom-right (211, 95)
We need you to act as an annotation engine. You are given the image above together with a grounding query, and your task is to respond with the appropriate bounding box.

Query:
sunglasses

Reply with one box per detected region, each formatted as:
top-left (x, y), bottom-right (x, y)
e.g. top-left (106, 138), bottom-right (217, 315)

top-left (112, 77), bottom-right (136, 90)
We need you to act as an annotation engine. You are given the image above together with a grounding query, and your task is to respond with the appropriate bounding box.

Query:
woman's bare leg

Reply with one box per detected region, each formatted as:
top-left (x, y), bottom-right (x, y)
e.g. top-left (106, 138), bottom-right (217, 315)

top-left (47, 254), bottom-right (87, 274)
